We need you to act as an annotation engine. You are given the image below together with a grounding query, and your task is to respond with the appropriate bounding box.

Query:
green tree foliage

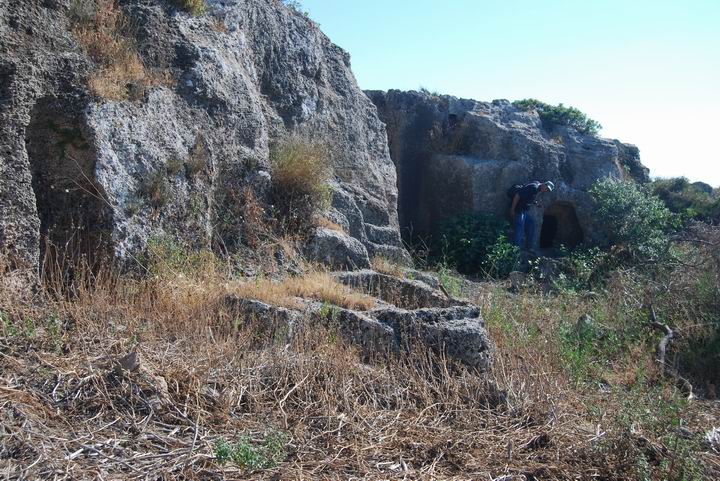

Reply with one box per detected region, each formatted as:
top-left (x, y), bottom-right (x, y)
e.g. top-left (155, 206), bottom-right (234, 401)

top-left (651, 177), bottom-right (720, 224)
top-left (431, 212), bottom-right (513, 274)
top-left (513, 98), bottom-right (602, 136)
top-left (590, 177), bottom-right (677, 263)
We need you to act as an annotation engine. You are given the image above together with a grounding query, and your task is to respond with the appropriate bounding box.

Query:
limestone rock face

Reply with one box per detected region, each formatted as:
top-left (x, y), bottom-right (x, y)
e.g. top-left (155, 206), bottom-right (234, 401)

top-left (367, 90), bottom-right (649, 249)
top-left (304, 227), bottom-right (371, 270)
top-left (0, 0), bottom-right (406, 284)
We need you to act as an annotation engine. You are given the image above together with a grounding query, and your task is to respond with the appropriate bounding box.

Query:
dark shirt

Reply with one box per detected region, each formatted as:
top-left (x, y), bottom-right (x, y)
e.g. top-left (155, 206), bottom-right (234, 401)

top-left (516, 182), bottom-right (541, 211)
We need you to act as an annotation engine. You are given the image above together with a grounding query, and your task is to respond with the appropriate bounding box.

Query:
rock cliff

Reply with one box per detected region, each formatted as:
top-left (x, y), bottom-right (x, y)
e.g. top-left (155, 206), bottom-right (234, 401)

top-left (367, 89), bottom-right (649, 250)
top-left (0, 0), bottom-right (407, 285)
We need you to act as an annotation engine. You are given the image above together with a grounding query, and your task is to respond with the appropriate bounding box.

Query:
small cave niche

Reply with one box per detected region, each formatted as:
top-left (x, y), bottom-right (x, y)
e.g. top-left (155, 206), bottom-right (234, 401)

top-left (25, 97), bottom-right (113, 271)
top-left (540, 202), bottom-right (583, 250)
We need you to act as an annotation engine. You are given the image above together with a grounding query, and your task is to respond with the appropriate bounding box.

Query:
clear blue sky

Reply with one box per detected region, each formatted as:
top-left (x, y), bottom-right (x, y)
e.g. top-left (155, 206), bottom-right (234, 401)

top-left (300, 0), bottom-right (720, 186)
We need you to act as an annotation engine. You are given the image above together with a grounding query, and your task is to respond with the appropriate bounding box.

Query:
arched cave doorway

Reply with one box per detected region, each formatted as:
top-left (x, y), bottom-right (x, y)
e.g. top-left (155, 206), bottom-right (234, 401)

top-left (540, 202), bottom-right (583, 249)
top-left (25, 97), bottom-right (113, 272)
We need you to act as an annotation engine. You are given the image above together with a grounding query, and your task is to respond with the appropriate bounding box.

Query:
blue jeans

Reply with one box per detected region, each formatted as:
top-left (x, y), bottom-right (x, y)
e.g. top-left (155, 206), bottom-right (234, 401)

top-left (513, 211), bottom-right (535, 250)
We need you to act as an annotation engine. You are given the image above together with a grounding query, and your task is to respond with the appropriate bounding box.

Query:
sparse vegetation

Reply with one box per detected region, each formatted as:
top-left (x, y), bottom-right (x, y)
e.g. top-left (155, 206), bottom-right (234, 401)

top-left (70, 0), bottom-right (168, 100)
top-left (213, 430), bottom-right (287, 470)
top-left (270, 136), bottom-right (332, 235)
top-left (138, 170), bottom-right (170, 208)
top-left (184, 135), bottom-right (208, 178)
top-left (513, 98), bottom-right (603, 136)
top-left (281, 0), bottom-right (310, 17)
top-left (165, 157), bottom-right (184, 176)
top-left (171, 0), bottom-right (208, 17)
top-left (315, 215), bottom-right (344, 233)
top-left (370, 255), bottom-right (405, 277)
top-left (233, 271), bottom-right (376, 311)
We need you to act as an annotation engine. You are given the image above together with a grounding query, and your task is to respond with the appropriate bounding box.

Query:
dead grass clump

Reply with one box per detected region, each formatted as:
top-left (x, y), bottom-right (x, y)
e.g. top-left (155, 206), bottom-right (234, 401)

top-left (71, 0), bottom-right (167, 100)
top-left (370, 255), bottom-right (405, 277)
top-left (137, 170), bottom-right (170, 208)
top-left (315, 216), bottom-right (344, 233)
top-left (270, 136), bottom-right (332, 235)
top-left (239, 188), bottom-right (268, 249)
top-left (233, 271), bottom-right (375, 311)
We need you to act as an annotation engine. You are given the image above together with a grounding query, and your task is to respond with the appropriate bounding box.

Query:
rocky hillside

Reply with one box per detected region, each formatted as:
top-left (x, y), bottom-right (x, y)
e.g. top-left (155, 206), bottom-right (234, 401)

top-left (0, 0), bottom-right (407, 288)
top-left (368, 89), bottom-right (649, 249)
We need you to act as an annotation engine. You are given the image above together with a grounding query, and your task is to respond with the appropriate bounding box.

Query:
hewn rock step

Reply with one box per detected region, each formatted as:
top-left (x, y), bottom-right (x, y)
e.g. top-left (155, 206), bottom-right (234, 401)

top-left (333, 269), bottom-right (464, 310)
top-left (224, 271), bottom-right (492, 371)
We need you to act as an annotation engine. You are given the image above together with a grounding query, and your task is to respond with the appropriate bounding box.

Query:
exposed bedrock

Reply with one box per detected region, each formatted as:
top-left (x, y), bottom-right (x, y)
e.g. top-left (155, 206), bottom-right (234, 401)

top-left (225, 270), bottom-right (493, 370)
top-left (367, 89), bottom-right (650, 249)
top-left (0, 0), bottom-right (408, 285)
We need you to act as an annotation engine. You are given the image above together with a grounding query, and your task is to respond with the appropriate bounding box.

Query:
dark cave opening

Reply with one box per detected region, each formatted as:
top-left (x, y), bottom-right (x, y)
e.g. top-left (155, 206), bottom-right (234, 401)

top-left (25, 97), bottom-right (113, 270)
top-left (540, 202), bottom-right (583, 249)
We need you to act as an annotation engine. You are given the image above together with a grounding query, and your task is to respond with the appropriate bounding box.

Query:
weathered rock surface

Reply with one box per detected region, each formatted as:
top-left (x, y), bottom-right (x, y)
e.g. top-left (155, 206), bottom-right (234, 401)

top-left (333, 269), bottom-right (460, 310)
top-left (304, 227), bottom-right (371, 270)
top-left (367, 89), bottom-right (650, 249)
top-left (225, 270), bottom-right (492, 370)
top-left (0, 0), bottom-right (407, 285)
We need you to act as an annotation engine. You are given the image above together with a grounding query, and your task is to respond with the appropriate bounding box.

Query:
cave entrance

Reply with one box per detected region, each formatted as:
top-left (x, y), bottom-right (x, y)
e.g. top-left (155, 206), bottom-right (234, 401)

top-left (540, 202), bottom-right (583, 249)
top-left (25, 97), bottom-right (113, 274)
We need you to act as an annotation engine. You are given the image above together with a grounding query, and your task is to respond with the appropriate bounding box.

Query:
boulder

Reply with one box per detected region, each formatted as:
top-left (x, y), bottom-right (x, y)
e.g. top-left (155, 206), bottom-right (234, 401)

top-left (373, 305), bottom-right (492, 370)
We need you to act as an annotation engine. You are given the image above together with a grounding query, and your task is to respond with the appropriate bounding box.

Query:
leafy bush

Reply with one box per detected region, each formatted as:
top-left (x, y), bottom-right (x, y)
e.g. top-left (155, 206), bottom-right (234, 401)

top-left (550, 247), bottom-right (612, 292)
top-left (590, 177), bottom-right (677, 263)
top-left (270, 137), bottom-right (332, 235)
top-left (651, 177), bottom-right (720, 224)
top-left (513, 98), bottom-right (602, 136)
top-left (431, 212), bottom-right (509, 274)
top-left (484, 234), bottom-right (520, 278)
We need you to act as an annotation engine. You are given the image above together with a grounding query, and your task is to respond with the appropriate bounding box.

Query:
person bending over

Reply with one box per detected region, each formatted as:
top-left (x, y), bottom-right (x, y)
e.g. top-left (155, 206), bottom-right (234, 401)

top-left (509, 181), bottom-right (554, 252)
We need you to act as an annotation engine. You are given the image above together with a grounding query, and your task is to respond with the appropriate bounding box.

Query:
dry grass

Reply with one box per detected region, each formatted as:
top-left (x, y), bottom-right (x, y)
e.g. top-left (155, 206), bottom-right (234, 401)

top-left (370, 255), bottom-right (405, 277)
top-left (270, 136), bottom-right (332, 234)
top-left (315, 216), bottom-right (345, 233)
top-left (2, 237), bottom-right (719, 479)
top-left (72, 0), bottom-right (169, 100)
top-left (232, 271), bottom-right (375, 311)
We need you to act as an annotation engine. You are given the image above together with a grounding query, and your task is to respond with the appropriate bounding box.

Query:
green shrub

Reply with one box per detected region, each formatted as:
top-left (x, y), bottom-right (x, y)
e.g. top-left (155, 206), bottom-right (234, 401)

top-left (651, 177), bottom-right (720, 224)
top-left (513, 98), bottom-right (602, 136)
top-left (550, 247), bottom-right (612, 292)
top-left (431, 212), bottom-right (509, 274)
top-left (213, 430), bottom-right (287, 470)
top-left (590, 177), bottom-right (677, 263)
top-left (484, 234), bottom-right (520, 278)
top-left (270, 137), bottom-right (332, 235)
